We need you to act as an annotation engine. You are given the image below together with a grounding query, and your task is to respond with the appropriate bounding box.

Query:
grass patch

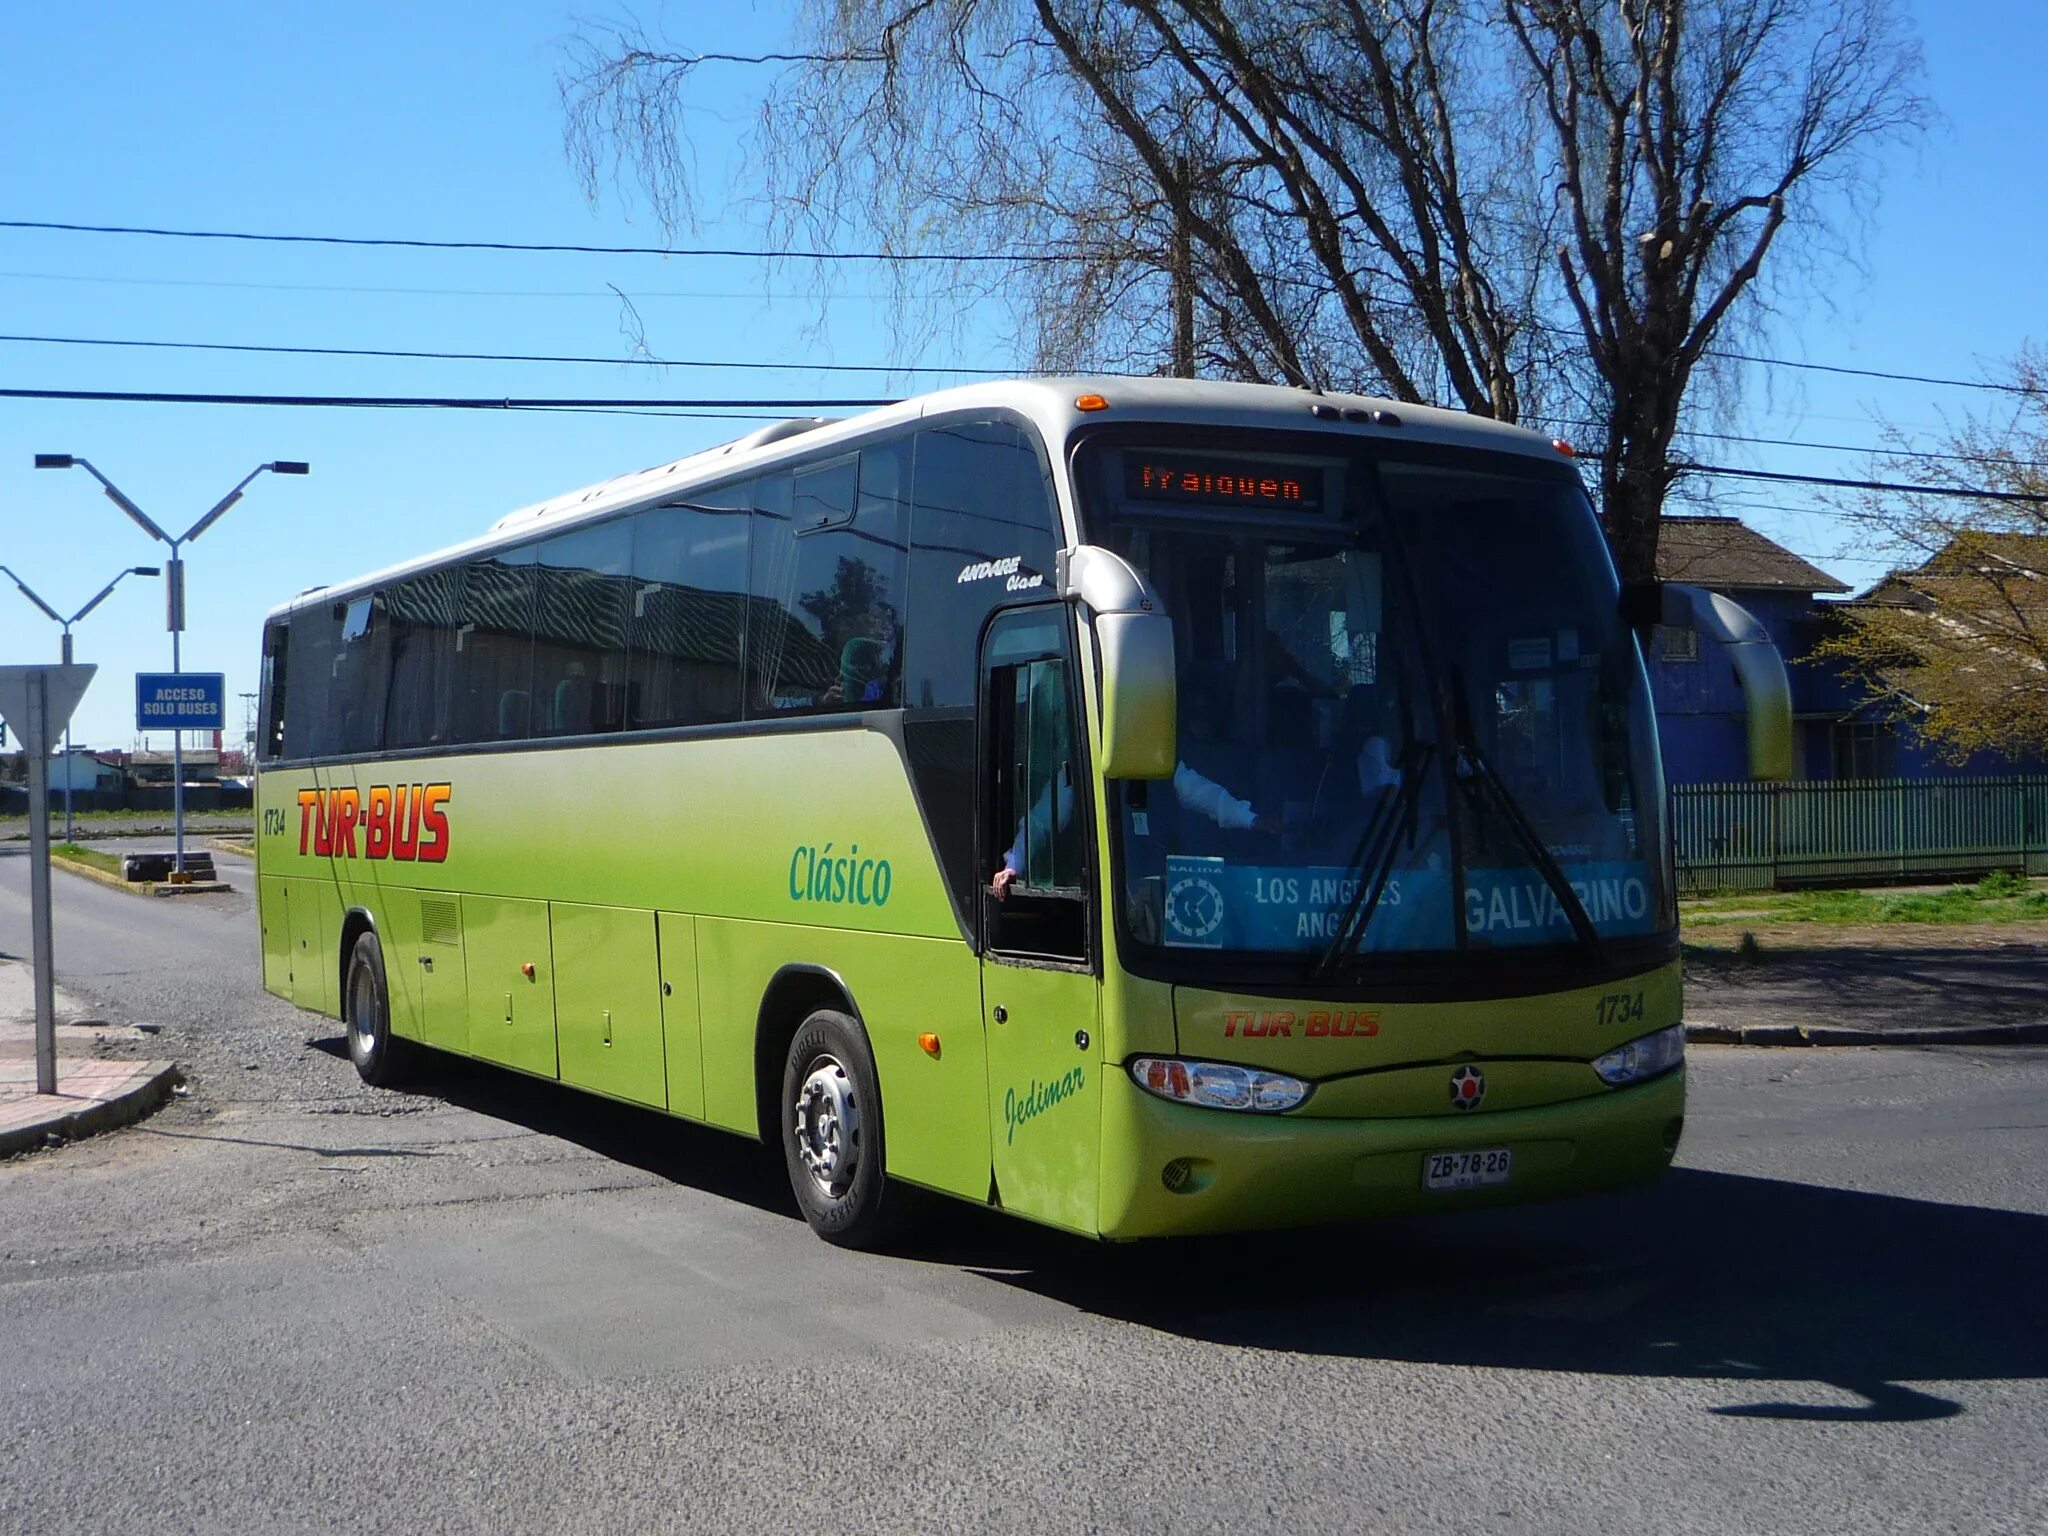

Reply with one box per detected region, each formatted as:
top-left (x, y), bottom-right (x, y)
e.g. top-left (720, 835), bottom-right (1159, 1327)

top-left (1683, 871), bottom-right (2048, 927)
top-left (52, 842), bottom-right (124, 876)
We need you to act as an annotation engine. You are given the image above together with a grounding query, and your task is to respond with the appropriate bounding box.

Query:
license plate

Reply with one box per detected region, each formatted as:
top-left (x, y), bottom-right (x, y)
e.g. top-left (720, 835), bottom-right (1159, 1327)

top-left (1422, 1147), bottom-right (1513, 1191)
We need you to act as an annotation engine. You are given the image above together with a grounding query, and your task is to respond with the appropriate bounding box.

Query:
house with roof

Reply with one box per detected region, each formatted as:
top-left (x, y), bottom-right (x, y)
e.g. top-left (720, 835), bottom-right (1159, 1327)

top-left (1821, 530), bottom-right (2048, 777)
top-left (1647, 515), bottom-right (1853, 783)
top-left (1647, 516), bottom-right (2048, 782)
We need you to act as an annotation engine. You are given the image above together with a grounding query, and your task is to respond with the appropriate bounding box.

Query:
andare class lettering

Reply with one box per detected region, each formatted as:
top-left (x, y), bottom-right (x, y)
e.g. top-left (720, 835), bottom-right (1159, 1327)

top-left (297, 783), bottom-right (451, 862)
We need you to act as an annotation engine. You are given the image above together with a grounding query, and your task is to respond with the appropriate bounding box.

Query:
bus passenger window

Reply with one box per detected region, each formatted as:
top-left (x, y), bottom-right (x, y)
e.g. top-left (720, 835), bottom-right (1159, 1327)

top-left (905, 421), bottom-right (1058, 710)
top-left (749, 446), bottom-right (908, 715)
top-left (626, 483), bottom-right (750, 729)
top-left (533, 520), bottom-right (632, 736)
top-left (383, 566), bottom-right (465, 751)
top-left (453, 547), bottom-right (537, 745)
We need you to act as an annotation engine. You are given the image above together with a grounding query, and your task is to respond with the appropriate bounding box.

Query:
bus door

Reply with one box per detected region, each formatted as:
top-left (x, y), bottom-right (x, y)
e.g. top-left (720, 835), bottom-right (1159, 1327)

top-left (978, 606), bottom-right (1102, 1236)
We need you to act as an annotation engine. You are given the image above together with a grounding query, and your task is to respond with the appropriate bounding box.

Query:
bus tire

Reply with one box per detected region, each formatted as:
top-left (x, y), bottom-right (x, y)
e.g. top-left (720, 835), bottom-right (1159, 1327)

top-left (345, 931), bottom-right (414, 1087)
top-left (781, 1008), bottom-right (904, 1249)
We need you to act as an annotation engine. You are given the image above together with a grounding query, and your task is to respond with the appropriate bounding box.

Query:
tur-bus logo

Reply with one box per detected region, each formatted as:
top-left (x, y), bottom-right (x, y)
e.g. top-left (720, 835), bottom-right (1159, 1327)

top-left (296, 784), bottom-right (452, 862)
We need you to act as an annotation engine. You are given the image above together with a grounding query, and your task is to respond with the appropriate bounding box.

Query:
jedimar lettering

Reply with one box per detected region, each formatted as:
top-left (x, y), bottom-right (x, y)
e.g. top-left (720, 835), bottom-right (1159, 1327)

top-left (1003, 1067), bottom-right (1085, 1144)
top-left (297, 783), bottom-right (451, 862)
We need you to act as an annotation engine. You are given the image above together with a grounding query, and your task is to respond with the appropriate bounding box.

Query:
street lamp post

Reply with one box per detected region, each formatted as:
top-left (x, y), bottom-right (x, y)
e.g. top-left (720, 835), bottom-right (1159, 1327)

top-left (34, 454), bottom-right (309, 872)
top-left (1, 563), bottom-right (160, 843)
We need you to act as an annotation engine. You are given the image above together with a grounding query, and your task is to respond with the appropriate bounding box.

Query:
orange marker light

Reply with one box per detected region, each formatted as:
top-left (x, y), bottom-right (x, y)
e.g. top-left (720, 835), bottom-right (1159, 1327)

top-left (520, 962), bottom-right (536, 980)
top-left (918, 1033), bottom-right (942, 1058)
top-left (1075, 393), bottom-right (1110, 412)
top-left (1551, 438), bottom-right (1577, 458)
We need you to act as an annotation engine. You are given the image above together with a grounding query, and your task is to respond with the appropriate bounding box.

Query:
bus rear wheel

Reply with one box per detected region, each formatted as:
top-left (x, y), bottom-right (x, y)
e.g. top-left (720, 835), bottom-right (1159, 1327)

top-left (781, 1009), bottom-right (904, 1249)
top-left (345, 931), bottom-right (415, 1087)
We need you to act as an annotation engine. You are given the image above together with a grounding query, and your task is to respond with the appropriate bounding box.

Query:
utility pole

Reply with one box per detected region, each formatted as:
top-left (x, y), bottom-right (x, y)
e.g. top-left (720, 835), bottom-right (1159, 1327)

top-left (36, 455), bottom-right (308, 871)
top-left (1171, 153), bottom-right (1195, 380)
top-left (0, 665), bottom-right (96, 1094)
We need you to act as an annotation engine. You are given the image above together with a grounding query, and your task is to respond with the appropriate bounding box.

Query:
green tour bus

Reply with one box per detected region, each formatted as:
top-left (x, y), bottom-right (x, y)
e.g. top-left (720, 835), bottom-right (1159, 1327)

top-left (254, 378), bottom-right (1790, 1247)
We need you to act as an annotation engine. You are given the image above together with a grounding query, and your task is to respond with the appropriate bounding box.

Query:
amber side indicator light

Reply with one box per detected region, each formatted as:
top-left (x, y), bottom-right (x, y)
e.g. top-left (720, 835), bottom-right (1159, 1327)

top-left (1075, 393), bottom-right (1110, 412)
top-left (1552, 438), bottom-right (1578, 458)
top-left (918, 1033), bottom-right (942, 1058)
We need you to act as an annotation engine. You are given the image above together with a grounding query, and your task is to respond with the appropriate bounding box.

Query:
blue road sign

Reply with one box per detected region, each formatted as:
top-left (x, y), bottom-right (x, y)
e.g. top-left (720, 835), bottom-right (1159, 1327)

top-left (136, 671), bottom-right (226, 731)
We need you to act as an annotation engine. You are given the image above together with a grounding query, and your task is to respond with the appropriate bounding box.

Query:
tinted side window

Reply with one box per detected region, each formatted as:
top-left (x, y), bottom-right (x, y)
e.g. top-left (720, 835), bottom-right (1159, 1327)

top-left (906, 420), bottom-right (1059, 708)
top-left (281, 601), bottom-right (343, 759)
top-left (325, 594), bottom-right (390, 756)
top-left (628, 483), bottom-right (751, 727)
top-left (384, 566), bottom-right (465, 752)
top-left (749, 445), bottom-right (909, 714)
top-left (533, 521), bottom-right (632, 736)
top-left (454, 547), bottom-right (536, 743)
top-left (259, 620), bottom-right (288, 760)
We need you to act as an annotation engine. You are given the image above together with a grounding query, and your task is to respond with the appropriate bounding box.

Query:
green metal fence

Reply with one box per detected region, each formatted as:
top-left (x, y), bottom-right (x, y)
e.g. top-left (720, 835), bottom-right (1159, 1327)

top-left (1671, 775), bottom-right (2048, 893)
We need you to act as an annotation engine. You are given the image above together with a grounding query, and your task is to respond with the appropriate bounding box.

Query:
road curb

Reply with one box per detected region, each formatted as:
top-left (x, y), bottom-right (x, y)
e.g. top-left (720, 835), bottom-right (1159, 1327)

top-left (48, 852), bottom-right (232, 897)
top-left (1686, 1019), bottom-right (2048, 1047)
top-left (206, 837), bottom-right (254, 860)
top-left (0, 1060), bottom-right (183, 1158)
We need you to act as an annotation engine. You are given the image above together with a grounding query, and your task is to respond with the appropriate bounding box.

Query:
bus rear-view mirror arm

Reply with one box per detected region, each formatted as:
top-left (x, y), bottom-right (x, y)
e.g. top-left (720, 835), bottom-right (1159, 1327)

top-left (1058, 544), bottom-right (1177, 780)
top-left (1644, 581), bottom-right (1794, 782)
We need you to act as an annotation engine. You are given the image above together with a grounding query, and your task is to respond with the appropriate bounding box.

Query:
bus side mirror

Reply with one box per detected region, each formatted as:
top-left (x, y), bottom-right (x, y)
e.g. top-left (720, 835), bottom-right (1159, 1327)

top-left (1664, 583), bottom-right (1793, 782)
top-left (1095, 611), bottom-right (1176, 779)
top-left (1059, 545), bottom-right (1177, 780)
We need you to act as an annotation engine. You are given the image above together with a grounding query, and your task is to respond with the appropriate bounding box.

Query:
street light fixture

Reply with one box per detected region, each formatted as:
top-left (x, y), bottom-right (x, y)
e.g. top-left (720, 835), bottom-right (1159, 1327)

top-left (1, 563), bottom-right (161, 842)
top-left (35, 454), bottom-right (310, 870)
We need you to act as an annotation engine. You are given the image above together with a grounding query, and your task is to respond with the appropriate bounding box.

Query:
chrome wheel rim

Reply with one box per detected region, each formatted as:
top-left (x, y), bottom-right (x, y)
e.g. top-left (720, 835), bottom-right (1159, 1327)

top-left (348, 966), bottom-right (378, 1058)
top-left (793, 1055), bottom-right (860, 1199)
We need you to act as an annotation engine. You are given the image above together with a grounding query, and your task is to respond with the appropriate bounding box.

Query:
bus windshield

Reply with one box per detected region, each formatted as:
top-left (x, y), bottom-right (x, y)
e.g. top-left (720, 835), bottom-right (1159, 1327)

top-left (1076, 432), bottom-right (1670, 967)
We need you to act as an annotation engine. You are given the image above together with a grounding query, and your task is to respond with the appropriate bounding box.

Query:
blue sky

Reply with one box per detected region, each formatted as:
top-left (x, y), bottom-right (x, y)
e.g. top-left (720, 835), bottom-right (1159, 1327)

top-left (2, 0), bottom-right (2040, 749)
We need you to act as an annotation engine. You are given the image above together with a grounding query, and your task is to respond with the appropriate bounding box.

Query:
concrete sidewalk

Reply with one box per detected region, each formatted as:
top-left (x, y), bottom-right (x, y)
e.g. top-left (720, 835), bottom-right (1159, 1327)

top-left (0, 959), bottom-right (179, 1156)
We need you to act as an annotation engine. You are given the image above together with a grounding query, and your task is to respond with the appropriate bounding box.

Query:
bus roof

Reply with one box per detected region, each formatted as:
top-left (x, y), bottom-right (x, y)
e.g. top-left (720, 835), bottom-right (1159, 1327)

top-left (265, 376), bottom-right (1569, 621)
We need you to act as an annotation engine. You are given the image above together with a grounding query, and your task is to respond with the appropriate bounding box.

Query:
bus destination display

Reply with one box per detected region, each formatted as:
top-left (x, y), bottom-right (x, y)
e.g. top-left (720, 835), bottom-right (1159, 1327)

top-left (1124, 453), bottom-right (1326, 512)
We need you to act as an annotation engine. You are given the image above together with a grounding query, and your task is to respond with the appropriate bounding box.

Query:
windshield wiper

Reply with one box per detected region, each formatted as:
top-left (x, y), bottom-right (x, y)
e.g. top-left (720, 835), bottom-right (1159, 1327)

top-left (1315, 741), bottom-right (1435, 980)
top-left (1447, 672), bottom-right (1604, 960)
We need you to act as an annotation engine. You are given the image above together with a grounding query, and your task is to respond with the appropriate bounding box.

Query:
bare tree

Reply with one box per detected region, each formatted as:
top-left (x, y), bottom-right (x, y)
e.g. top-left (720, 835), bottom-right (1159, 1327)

top-left (1818, 347), bottom-right (2048, 760)
top-left (563, 0), bottom-right (1925, 579)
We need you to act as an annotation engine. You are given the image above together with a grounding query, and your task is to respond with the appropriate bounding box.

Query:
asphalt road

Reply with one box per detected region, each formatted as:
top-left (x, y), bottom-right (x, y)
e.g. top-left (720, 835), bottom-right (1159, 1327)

top-left (2, 848), bottom-right (2044, 1535)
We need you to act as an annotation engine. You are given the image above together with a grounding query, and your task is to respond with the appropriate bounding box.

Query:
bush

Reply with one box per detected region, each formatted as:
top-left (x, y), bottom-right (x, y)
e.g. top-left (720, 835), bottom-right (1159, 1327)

top-left (1973, 870), bottom-right (2028, 899)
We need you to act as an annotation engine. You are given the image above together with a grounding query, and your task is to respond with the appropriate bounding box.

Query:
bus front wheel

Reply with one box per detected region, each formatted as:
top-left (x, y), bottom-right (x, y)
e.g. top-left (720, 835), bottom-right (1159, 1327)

top-left (345, 931), bottom-right (414, 1088)
top-left (781, 1009), bottom-right (904, 1248)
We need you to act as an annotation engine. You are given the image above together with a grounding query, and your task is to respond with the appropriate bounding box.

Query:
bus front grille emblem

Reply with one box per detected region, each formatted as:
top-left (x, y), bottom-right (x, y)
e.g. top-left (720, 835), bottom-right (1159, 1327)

top-left (1449, 1066), bottom-right (1485, 1111)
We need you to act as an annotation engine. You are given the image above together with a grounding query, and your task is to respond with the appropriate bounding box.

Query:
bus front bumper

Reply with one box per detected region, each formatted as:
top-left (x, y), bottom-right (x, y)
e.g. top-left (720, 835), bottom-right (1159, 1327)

top-left (1095, 1064), bottom-right (1685, 1240)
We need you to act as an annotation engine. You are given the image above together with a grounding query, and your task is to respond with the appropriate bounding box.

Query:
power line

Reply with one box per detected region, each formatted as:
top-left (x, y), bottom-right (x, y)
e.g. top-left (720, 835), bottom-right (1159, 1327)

top-left (3, 218), bottom-right (2034, 399)
top-left (12, 217), bottom-right (2044, 408)
top-left (0, 268), bottom-right (889, 302)
top-left (1672, 462), bottom-right (2048, 505)
top-left (0, 386), bottom-right (894, 410)
top-left (13, 333), bottom-right (2045, 468)
top-left (1707, 349), bottom-right (2037, 397)
top-left (0, 217), bottom-right (1062, 266)
top-left (0, 330), bottom-right (1016, 376)
top-left (7, 379), bottom-right (2040, 506)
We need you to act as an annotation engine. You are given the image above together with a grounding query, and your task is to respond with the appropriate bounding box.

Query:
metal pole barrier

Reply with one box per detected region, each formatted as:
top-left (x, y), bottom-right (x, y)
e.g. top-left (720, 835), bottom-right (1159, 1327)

top-left (27, 674), bottom-right (58, 1095)
top-left (170, 556), bottom-right (185, 876)
top-left (60, 629), bottom-right (74, 845)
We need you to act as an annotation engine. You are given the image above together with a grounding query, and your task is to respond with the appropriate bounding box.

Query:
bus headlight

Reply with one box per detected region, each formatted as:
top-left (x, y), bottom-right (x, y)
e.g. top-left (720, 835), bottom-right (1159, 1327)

top-left (1592, 1024), bottom-right (1686, 1086)
top-left (1129, 1057), bottom-right (1309, 1113)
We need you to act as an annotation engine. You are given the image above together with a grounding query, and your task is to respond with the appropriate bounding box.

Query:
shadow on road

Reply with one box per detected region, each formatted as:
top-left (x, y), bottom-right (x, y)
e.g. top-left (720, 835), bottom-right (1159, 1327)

top-left (965, 1169), bottom-right (2048, 1423)
top-left (318, 1033), bottom-right (2046, 1423)
top-left (1685, 940), bottom-right (2048, 1028)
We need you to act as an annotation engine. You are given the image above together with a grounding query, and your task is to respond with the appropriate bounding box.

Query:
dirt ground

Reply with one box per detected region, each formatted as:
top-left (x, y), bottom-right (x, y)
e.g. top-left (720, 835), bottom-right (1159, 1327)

top-left (1683, 921), bottom-right (2048, 1032)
